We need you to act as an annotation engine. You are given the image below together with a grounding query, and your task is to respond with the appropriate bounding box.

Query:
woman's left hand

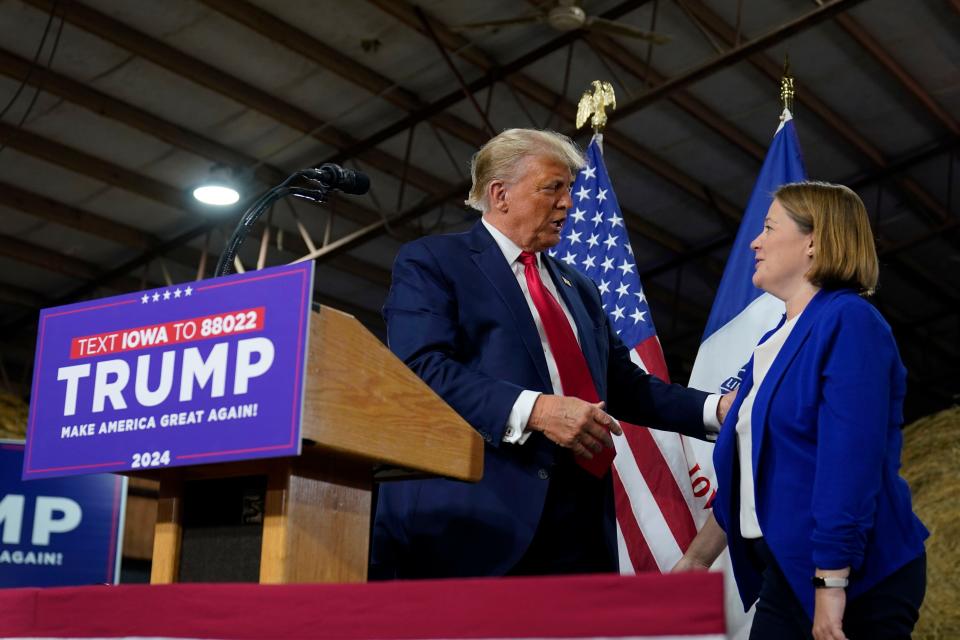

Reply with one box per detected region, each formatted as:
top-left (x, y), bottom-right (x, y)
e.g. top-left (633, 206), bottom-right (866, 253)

top-left (812, 587), bottom-right (847, 640)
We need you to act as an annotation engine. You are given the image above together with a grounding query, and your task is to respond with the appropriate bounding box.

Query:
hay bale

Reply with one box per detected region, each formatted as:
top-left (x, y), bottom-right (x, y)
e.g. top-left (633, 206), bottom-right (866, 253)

top-left (901, 406), bottom-right (960, 640)
top-left (0, 391), bottom-right (28, 439)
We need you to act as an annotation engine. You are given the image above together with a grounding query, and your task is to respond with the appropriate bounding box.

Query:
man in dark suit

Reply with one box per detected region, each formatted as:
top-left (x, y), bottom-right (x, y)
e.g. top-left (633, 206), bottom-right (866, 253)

top-left (371, 128), bottom-right (729, 579)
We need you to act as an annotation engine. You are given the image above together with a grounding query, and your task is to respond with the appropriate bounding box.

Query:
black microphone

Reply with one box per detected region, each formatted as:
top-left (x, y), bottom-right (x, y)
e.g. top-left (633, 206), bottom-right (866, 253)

top-left (310, 163), bottom-right (370, 195)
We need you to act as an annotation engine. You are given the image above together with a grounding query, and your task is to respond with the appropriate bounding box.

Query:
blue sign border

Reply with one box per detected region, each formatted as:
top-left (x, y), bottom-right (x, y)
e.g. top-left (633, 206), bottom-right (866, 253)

top-left (23, 261), bottom-right (314, 480)
top-left (2, 439), bottom-right (126, 587)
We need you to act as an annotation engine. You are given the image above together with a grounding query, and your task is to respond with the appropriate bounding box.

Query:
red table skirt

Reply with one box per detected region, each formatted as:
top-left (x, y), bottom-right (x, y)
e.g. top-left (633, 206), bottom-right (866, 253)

top-left (0, 572), bottom-right (724, 639)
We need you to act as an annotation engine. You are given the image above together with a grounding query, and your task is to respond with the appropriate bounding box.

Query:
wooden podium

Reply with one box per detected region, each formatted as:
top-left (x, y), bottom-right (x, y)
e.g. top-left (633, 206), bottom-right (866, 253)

top-left (142, 306), bottom-right (482, 585)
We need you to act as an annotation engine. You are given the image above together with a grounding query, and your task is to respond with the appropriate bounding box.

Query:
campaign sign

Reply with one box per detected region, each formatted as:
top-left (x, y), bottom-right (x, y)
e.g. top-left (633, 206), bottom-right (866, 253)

top-left (1, 441), bottom-right (125, 587)
top-left (23, 261), bottom-right (314, 480)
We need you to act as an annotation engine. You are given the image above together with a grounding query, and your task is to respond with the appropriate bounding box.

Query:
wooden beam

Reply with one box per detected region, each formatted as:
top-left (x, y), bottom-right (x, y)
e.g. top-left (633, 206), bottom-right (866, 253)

top-left (0, 234), bottom-right (97, 281)
top-left (373, 0), bottom-right (956, 327)
top-left (677, 0), bottom-right (953, 226)
top-left (0, 46), bottom-right (383, 230)
top-left (584, 34), bottom-right (766, 162)
top-left (0, 181), bottom-right (155, 250)
top-left (831, 12), bottom-right (959, 136)
top-left (376, 1), bottom-right (748, 231)
top-left (0, 282), bottom-right (47, 308)
top-left (0, 49), bottom-right (406, 284)
top-left (330, 1), bottom-right (622, 163)
top-left (368, 0), bottom-right (743, 230)
top-left (1, 181), bottom-right (393, 291)
top-left (0, 132), bottom-right (395, 322)
top-left (610, 0), bottom-right (870, 124)
top-left (0, 233), bottom-right (142, 290)
top-left (202, 0), bottom-right (692, 259)
top-left (197, 0), bottom-right (488, 148)
top-left (0, 121), bottom-right (193, 217)
top-left (301, 181), bottom-right (470, 265)
top-left (20, 0), bottom-right (464, 208)
top-left (0, 46), bottom-right (283, 187)
top-left (583, 5), bottom-right (959, 330)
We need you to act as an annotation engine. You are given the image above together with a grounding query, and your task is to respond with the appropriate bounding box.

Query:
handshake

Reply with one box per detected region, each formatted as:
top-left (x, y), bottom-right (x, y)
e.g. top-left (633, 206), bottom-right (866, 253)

top-left (526, 389), bottom-right (738, 459)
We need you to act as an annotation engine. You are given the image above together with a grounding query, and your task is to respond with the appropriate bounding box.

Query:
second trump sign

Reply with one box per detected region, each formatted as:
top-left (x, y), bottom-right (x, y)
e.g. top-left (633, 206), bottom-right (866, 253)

top-left (23, 262), bottom-right (314, 480)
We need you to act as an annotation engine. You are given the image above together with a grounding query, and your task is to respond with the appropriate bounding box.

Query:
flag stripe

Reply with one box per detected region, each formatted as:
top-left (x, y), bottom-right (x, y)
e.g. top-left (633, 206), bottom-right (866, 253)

top-left (635, 337), bottom-right (670, 382)
top-left (651, 429), bottom-right (710, 516)
top-left (628, 343), bottom-right (702, 550)
top-left (613, 437), bottom-right (684, 571)
top-left (633, 341), bottom-right (710, 529)
top-left (614, 348), bottom-right (696, 571)
top-left (619, 422), bottom-right (698, 550)
top-left (613, 468), bottom-right (660, 572)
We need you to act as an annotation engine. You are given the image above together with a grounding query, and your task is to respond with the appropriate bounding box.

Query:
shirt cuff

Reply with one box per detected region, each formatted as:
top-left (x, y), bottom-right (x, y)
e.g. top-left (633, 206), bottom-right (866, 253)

top-left (702, 394), bottom-right (721, 442)
top-left (503, 390), bottom-right (540, 445)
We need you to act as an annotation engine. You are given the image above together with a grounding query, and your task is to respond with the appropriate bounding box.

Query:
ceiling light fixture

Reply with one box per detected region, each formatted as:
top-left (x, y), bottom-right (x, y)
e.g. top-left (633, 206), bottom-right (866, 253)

top-left (192, 166), bottom-right (241, 206)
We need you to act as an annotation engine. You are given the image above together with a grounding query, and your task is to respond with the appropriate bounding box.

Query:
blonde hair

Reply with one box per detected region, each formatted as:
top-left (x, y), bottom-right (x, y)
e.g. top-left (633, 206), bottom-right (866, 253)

top-left (774, 181), bottom-right (879, 295)
top-left (465, 128), bottom-right (584, 211)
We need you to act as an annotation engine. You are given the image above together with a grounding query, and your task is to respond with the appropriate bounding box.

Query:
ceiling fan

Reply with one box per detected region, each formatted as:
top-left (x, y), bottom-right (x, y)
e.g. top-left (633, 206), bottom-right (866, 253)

top-left (451, 0), bottom-right (670, 44)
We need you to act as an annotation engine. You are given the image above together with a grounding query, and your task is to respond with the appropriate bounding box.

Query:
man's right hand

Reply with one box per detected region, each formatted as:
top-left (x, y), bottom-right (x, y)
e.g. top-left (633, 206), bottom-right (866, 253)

top-left (526, 396), bottom-right (621, 459)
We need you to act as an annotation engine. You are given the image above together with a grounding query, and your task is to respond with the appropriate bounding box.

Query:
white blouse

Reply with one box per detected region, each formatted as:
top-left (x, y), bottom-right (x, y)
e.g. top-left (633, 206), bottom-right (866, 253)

top-left (735, 312), bottom-right (801, 539)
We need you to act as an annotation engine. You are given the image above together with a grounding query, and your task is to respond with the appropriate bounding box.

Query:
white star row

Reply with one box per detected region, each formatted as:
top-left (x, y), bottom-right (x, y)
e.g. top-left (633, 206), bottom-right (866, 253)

top-left (568, 209), bottom-right (623, 229)
top-left (140, 286), bottom-right (193, 304)
top-left (575, 186), bottom-right (609, 203)
top-left (558, 251), bottom-right (636, 276)
top-left (564, 226), bottom-right (625, 248)
top-left (603, 303), bottom-right (648, 325)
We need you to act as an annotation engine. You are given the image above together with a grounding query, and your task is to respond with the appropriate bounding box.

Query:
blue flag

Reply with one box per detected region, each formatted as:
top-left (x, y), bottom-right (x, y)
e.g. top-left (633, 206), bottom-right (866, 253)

top-left (688, 110), bottom-right (807, 395)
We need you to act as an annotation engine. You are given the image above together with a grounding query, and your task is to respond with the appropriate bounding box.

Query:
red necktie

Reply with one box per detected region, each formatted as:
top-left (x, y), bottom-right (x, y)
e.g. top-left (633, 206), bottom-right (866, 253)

top-left (518, 251), bottom-right (614, 477)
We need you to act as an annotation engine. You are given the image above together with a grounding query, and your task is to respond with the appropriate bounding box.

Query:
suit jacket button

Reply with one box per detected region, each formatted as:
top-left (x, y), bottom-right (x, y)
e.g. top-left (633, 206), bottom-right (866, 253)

top-left (538, 468), bottom-right (549, 480)
top-left (481, 431), bottom-right (492, 443)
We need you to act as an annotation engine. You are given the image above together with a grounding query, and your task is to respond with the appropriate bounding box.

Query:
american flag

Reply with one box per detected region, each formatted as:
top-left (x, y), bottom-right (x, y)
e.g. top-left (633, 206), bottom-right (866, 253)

top-left (550, 136), bottom-right (711, 574)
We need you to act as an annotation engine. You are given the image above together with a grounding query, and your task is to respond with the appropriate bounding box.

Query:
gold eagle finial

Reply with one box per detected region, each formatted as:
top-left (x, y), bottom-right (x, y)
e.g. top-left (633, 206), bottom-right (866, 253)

top-left (780, 54), bottom-right (795, 112)
top-left (576, 80), bottom-right (617, 134)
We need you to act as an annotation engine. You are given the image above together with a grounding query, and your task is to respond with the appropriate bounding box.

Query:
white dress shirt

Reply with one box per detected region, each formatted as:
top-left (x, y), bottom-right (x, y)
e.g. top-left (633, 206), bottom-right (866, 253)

top-left (481, 218), bottom-right (720, 444)
top-left (481, 218), bottom-right (575, 443)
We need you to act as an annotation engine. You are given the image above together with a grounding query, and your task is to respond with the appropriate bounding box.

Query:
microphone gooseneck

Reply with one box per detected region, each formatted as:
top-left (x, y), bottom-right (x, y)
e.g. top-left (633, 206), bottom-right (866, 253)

top-left (214, 164), bottom-right (370, 278)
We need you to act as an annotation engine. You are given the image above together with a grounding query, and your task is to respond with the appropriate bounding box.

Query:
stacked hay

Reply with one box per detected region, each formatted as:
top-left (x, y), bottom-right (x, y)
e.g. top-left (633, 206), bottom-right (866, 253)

top-left (902, 405), bottom-right (960, 640)
top-left (0, 391), bottom-right (27, 440)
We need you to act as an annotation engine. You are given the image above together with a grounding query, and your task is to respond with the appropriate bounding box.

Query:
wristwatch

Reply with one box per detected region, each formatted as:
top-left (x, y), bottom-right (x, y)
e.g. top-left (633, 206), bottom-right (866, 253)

top-left (811, 576), bottom-right (849, 589)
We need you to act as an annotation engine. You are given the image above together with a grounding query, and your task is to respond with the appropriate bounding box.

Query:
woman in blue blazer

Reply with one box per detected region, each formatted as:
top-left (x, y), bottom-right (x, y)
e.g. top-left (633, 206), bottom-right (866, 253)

top-left (677, 182), bottom-right (927, 639)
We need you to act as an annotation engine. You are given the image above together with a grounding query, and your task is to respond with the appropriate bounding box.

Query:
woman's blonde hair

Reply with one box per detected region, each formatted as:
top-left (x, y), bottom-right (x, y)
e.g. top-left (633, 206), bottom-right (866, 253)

top-left (465, 128), bottom-right (584, 211)
top-left (774, 181), bottom-right (879, 295)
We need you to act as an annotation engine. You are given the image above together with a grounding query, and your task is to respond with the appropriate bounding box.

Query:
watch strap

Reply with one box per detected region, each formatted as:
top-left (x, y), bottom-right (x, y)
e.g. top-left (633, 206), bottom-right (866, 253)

top-left (811, 575), bottom-right (849, 588)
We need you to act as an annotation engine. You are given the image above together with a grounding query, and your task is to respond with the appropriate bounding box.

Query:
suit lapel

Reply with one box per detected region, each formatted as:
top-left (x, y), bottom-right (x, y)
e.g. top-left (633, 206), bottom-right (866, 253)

top-left (750, 289), bottom-right (840, 475)
top-left (468, 222), bottom-right (552, 391)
